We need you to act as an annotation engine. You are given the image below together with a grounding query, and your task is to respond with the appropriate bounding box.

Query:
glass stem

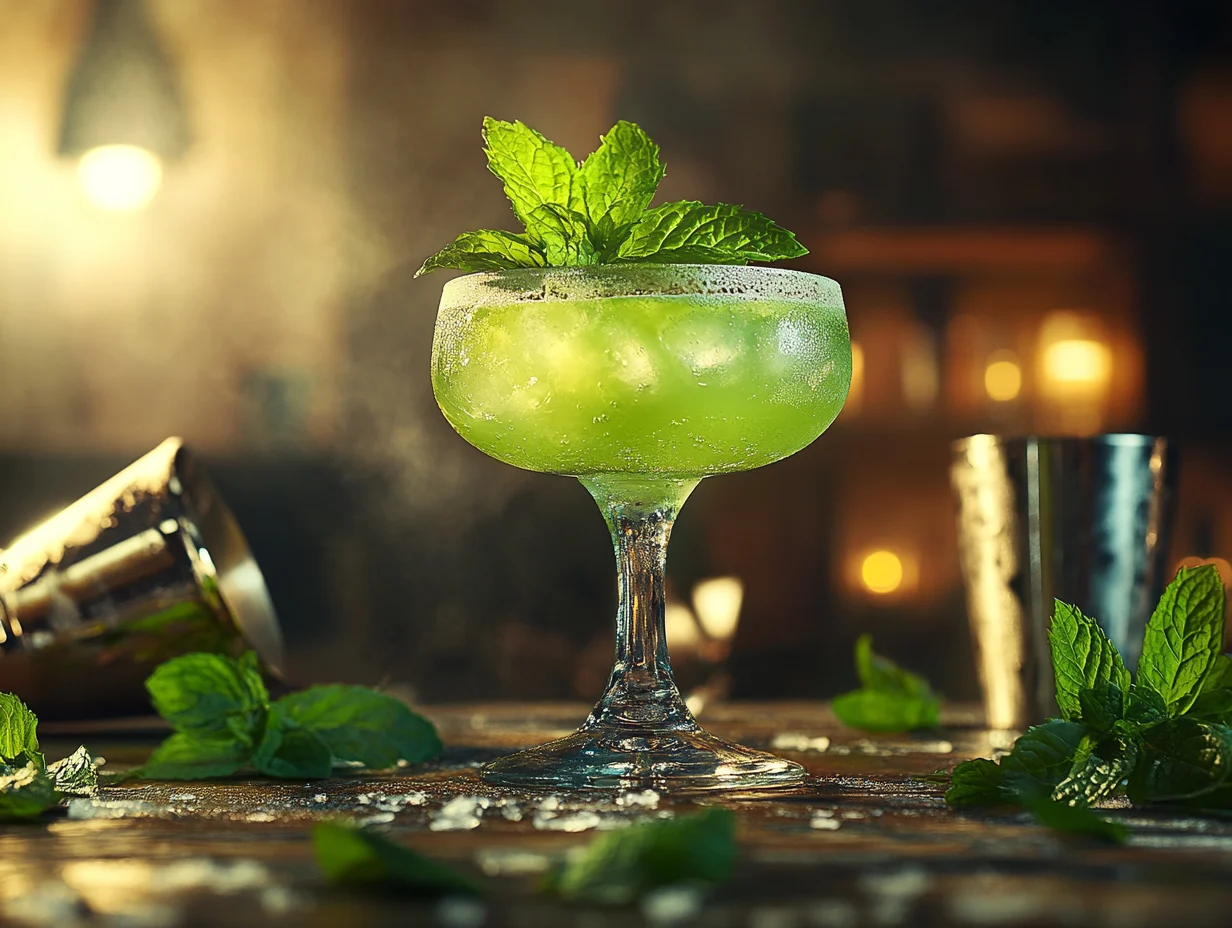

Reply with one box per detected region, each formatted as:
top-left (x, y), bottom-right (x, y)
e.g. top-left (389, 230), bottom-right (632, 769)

top-left (578, 474), bottom-right (701, 734)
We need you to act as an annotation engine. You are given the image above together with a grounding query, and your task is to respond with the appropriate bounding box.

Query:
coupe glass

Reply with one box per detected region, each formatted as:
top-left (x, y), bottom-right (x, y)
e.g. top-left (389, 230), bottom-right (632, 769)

top-left (431, 264), bottom-right (851, 790)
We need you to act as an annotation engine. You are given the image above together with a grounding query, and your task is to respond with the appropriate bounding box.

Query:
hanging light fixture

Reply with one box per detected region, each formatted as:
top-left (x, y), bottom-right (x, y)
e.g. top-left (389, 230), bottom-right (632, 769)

top-left (58, 0), bottom-right (189, 212)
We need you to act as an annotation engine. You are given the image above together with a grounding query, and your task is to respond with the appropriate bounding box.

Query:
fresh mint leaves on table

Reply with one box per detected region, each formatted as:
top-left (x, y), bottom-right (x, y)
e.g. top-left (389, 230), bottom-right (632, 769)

top-left (0, 693), bottom-right (99, 821)
top-left (142, 651), bottom-right (442, 780)
top-left (416, 118), bottom-right (807, 276)
top-left (312, 822), bottom-right (481, 896)
top-left (945, 565), bottom-right (1232, 836)
top-left (832, 634), bottom-right (942, 732)
top-left (543, 808), bottom-right (737, 906)
top-left (312, 809), bottom-right (735, 904)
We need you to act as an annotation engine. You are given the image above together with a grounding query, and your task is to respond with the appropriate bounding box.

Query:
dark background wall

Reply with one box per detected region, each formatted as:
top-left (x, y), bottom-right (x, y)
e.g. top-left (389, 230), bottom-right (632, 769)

top-left (1, 0), bottom-right (1230, 705)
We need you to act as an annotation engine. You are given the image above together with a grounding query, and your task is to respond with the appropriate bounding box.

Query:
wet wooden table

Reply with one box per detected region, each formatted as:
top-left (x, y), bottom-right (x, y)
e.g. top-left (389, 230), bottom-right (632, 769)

top-left (4, 702), bottom-right (1232, 927)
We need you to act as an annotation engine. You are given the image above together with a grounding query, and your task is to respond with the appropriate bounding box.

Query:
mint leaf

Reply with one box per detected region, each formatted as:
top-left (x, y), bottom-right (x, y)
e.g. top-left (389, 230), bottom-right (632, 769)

top-left (528, 204), bottom-right (599, 266)
top-left (1187, 687), bottom-right (1232, 723)
top-left (1201, 653), bottom-right (1232, 692)
top-left (854, 634), bottom-right (930, 697)
top-left (483, 118), bottom-right (578, 233)
top-left (615, 201), bottom-right (807, 264)
top-left (1053, 734), bottom-right (1138, 806)
top-left (832, 636), bottom-right (941, 732)
top-left (415, 230), bottom-right (545, 277)
top-left (0, 760), bottom-right (58, 822)
top-left (313, 822), bottom-right (481, 896)
top-left (252, 707), bottom-right (332, 779)
top-left (945, 758), bottom-right (1010, 806)
top-left (1078, 685), bottom-right (1125, 732)
top-left (145, 652), bottom-right (268, 744)
top-left (1022, 793), bottom-right (1128, 843)
top-left (142, 732), bottom-right (248, 780)
top-left (1129, 718), bottom-right (1232, 802)
top-left (1125, 686), bottom-right (1168, 727)
top-left (276, 685), bottom-right (442, 768)
top-left (1001, 720), bottom-right (1087, 796)
top-left (576, 120), bottom-right (665, 250)
top-left (831, 690), bottom-right (940, 732)
top-left (1048, 601), bottom-right (1132, 721)
top-left (1138, 566), bottom-right (1226, 716)
top-left (46, 746), bottom-right (98, 798)
top-left (1188, 654), bottom-right (1232, 721)
top-left (0, 693), bottom-right (40, 761)
top-left (546, 808), bottom-right (735, 906)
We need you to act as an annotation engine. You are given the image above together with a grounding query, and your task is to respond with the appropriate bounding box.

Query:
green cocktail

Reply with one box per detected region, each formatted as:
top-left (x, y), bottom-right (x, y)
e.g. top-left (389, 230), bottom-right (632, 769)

top-left (432, 264), bottom-right (851, 791)
top-left (434, 268), bottom-right (848, 477)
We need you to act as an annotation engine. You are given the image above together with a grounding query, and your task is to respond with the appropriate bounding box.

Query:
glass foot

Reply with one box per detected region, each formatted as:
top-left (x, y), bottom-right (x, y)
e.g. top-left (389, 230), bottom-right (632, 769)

top-left (481, 726), bottom-right (806, 792)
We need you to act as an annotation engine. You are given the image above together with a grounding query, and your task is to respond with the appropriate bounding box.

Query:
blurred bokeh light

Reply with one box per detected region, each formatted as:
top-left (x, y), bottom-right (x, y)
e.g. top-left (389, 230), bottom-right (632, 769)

top-left (861, 551), bottom-right (904, 596)
top-left (76, 144), bottom-right (162, 210)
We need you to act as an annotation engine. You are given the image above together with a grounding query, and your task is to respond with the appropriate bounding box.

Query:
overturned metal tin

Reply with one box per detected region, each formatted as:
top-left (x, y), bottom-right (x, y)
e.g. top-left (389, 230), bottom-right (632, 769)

top-left (0, 438), bottom-right (284, 720)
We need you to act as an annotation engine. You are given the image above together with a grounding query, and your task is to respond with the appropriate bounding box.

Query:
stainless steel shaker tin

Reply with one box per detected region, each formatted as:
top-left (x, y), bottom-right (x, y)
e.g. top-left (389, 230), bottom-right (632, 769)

top-left (951, 434), bottom-right (1177, 729)
top-left (0, 438), bottom-right (284, 720)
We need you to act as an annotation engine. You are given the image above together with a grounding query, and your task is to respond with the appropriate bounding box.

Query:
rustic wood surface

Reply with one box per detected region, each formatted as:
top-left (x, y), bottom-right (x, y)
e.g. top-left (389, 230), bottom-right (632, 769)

top-left (3, 702), bottom-right (1232, 927)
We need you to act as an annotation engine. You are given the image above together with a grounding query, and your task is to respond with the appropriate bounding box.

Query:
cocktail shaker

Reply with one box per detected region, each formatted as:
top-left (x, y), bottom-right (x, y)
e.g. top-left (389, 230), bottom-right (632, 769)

top-left (0, 438), bottom-right (284, 720)
top-left (951, 434), bottom-right (1177, 730)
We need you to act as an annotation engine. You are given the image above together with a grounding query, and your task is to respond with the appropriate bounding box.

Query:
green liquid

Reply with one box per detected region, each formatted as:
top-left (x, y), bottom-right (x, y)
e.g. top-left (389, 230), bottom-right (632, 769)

top-left (432, 293), bottom-right (851, 477)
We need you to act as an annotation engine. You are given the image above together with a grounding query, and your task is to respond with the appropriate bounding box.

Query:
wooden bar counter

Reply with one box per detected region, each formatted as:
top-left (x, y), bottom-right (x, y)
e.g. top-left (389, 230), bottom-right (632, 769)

top-left (4, 702), bottom-right (1232, 926)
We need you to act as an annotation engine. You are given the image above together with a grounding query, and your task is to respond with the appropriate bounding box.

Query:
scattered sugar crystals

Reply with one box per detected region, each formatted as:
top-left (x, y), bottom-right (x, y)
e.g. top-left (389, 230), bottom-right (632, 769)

top-left (615, 789), bottom-right (660, 809)
top-left (430, 795), bottom-right (492, 832)
top-left (533, 810), bottom-right (603, 832)
top-left (810, 810), bottom-right (842, 831)
top-left (500, 802), bottom-right (524, 822)
top-left (771, 733), bottom-right (832, 753)
top-left (356, 790), bottom-right (429, 812)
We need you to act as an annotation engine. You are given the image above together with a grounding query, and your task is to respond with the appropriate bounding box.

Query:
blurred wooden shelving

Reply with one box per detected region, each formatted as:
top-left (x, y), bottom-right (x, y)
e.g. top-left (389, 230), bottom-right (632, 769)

top-left (800, 226), bottom-right (1118, 274)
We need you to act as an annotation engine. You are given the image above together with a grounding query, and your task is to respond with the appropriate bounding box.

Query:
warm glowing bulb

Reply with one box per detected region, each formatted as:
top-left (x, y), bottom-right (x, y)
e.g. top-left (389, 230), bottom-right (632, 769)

top-left (984, 353), bottom-right (1022, 402)
top-left (1042, 339), bottom-right (1112, 387)
top-left (77, 145), bottom-right (163, 212)
top-left (861, 550), bottom-right (903, 595)
top-left (692, 577), bottom-right (744, 641)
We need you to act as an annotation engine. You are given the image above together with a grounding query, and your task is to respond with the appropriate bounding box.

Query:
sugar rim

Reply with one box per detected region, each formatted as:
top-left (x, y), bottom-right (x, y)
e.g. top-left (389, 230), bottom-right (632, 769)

top-left (439, 264), bottom-right (843, 311)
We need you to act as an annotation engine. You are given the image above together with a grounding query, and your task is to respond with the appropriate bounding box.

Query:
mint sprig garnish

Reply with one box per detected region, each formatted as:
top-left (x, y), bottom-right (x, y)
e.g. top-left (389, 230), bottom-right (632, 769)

top-left (0, 693), bottom-right (98, 820)
top-left (141, 651), bottom-right (442, 780)
top-left (945, 565), bottom-right (1232, 834)
top-left (832, 634), bottom-right (941, 732)
top-left (415, 118), bottom-right (806, 276)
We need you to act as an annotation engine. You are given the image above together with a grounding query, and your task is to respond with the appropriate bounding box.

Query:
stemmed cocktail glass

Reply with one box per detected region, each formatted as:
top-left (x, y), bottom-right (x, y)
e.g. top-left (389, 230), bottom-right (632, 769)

top-left (431, 264), bottom-right (851, 791)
